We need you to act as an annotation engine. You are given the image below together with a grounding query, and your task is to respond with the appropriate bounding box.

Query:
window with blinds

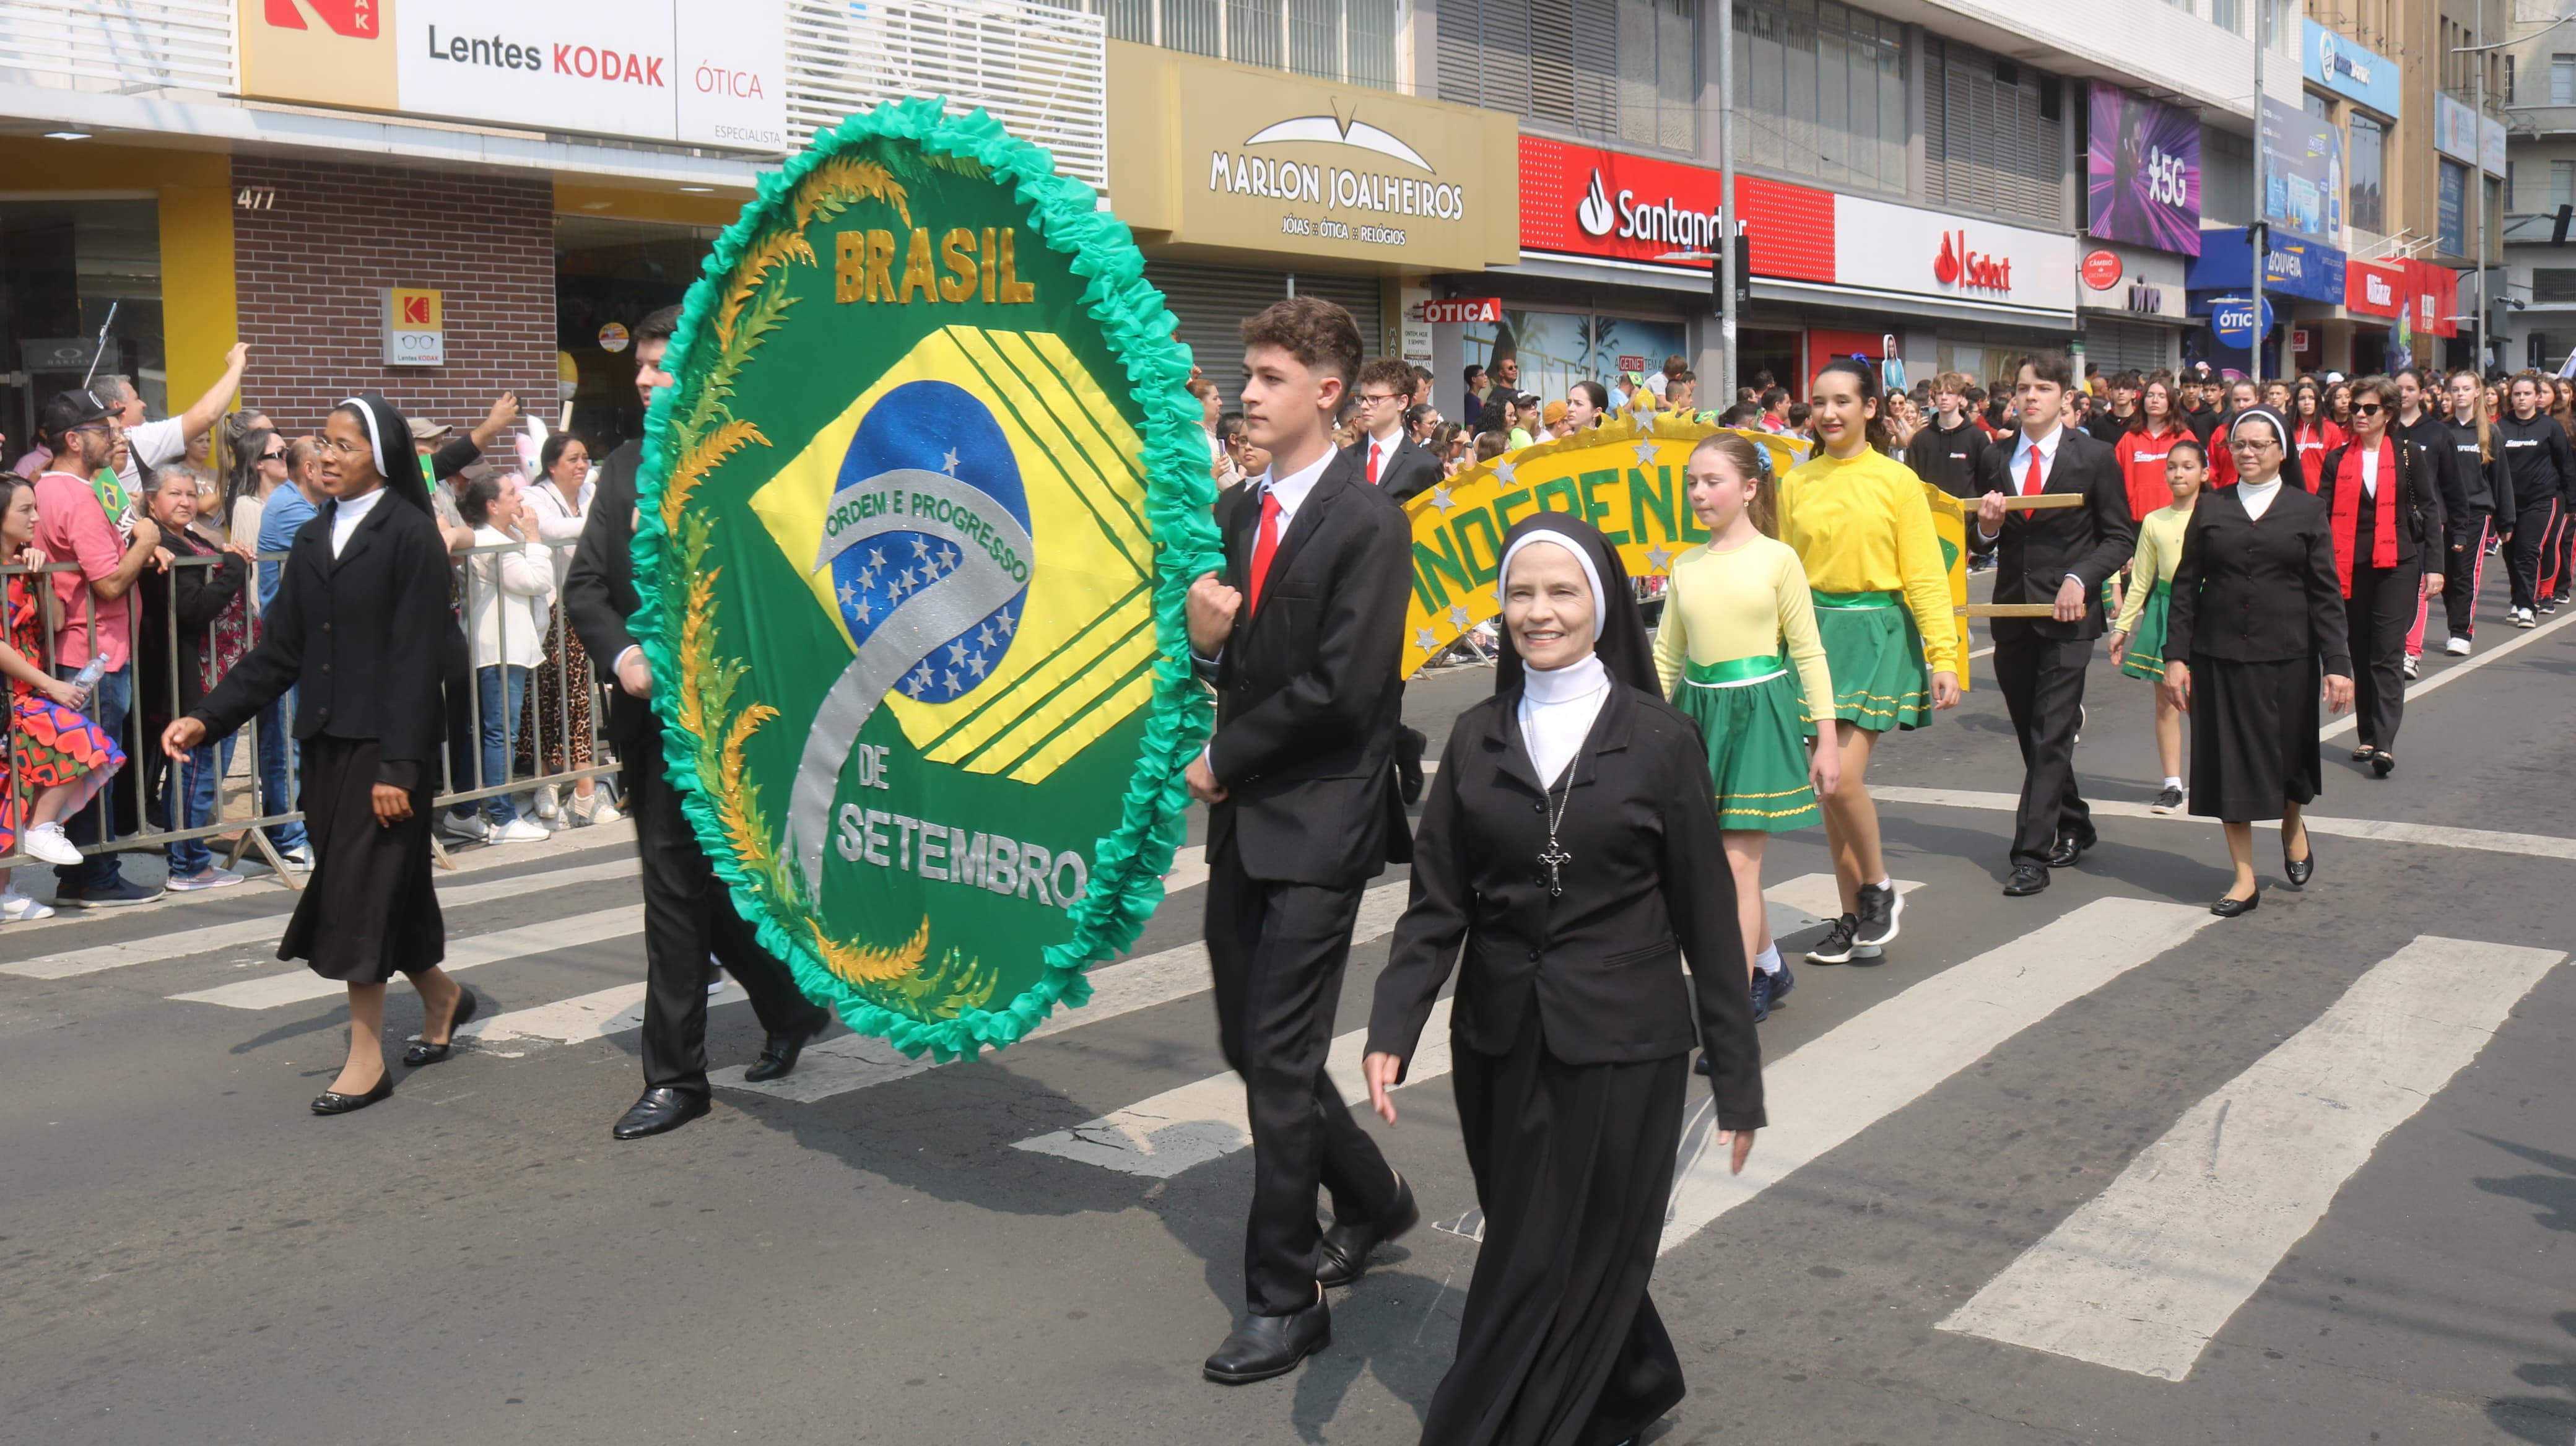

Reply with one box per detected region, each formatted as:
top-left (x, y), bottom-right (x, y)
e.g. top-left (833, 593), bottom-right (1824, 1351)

top-left (1728, 0), bottom-right (1905, 193)
top-left (1077, 0), bottom-right (1397, 86)
top-left (1144, 264), bottom-right (1386, 410)
top-left (1922, 34), bottom-right (2066, 227)
top-left (2531, 268), bottom-right (2576, 306)
top-left (1437, 0), bottom-right (1697, 152)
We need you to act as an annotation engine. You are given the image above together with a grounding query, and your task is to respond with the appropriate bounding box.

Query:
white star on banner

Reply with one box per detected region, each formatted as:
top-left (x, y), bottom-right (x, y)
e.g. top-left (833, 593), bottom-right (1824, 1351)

top-left (850, 596), bottom-right (873, 625)
top-left (868, 547), bottom-right (886, 569)
top-left (996, 612), bottom-right (1017, 638)
top-left (837, 580), bottom-right (858, 606)
top-left (938, 545), bottom-right (959, 572)
top-left (1448, 603), bottom-right (1471, 630)
top-left (1415, 626), bottom-right (1440, 651)
top-left (1430, 484), bottom-right (1456, 512)
top-left (1647, 543), bottom-right (1674, 570)
top-left (1492, 459), bottom-right (1517, 485)
top-left (967, 650), bottom-right (990, 679)
top-left (944, 669), bottom-right (962, 692)
top-left (1632, 440), bottom-right (1660, 466)
top-left (913, 538), bottom-right (933, 559)
top-left (1635, 409), bottom-right (1658, 433)
top-left (941, 448), bottom-right (960, 476)
top-left (947, 640), bottom-right (970, 666)
top-left (977, 624), bottom-right (997, 650)
top-left (903, 666), bottom-right (932, 697)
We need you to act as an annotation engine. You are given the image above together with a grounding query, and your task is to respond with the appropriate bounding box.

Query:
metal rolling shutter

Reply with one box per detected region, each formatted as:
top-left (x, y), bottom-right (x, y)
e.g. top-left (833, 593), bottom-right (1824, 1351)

top-left (1144, 261), bottom-right (1287, 411)
top-left (1289, 271), bottom-right (1385, 358)
top-left (2082, 318), bottom-right (2175, 376)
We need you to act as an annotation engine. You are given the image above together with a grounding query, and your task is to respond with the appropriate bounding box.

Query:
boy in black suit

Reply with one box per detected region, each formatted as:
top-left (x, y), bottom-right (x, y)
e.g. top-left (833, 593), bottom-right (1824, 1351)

top-left (1972, 350), bottom-right (2138, 896)
top-left (1183, 298), bottom-right (1416, 1385)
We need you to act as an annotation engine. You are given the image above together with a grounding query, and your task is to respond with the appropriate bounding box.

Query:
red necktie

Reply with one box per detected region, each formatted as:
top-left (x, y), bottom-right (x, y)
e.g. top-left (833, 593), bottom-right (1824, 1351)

top-left (1247, 490), bottom-right (1282, 613)
top-left (2022, 444), bottom-right (2046, 497)
top-left (1367, 442), bottom-right (1382, 485)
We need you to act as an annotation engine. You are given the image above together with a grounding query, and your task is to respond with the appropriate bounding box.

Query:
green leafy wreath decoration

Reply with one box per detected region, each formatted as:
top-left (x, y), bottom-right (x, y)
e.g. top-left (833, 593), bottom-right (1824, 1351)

top-left (632, 97), bottom-right (1221, 1062)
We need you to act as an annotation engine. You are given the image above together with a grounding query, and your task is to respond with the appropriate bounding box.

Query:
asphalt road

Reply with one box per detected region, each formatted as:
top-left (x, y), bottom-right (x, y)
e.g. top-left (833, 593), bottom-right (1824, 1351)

top-left (4, 567), bottom-right (2572, 1445)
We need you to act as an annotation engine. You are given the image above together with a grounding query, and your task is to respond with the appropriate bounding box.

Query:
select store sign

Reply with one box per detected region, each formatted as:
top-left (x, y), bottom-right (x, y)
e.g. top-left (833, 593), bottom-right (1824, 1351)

top-left (1518, 136), bottom-right (2079, 320)
top-left (235, 0), bottom-right (787, 151)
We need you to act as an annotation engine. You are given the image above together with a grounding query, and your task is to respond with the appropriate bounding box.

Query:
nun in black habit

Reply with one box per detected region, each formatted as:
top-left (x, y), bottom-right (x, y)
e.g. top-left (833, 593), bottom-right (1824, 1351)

top-left (165, 393), bottom-right (477, 1115)
top-left (1364, 513), bottom-right (1765, 1446)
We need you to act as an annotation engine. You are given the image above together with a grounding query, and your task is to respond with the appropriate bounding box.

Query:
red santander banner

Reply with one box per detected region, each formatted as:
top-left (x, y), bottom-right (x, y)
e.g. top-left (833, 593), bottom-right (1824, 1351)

top-left (1518, 136), bottom-right (1832, 284)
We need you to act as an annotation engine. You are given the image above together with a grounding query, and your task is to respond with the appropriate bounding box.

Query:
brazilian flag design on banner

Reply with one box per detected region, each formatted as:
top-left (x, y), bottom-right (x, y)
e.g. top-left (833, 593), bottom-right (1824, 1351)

top-left (635, 100), bottom-right (1219, 1061)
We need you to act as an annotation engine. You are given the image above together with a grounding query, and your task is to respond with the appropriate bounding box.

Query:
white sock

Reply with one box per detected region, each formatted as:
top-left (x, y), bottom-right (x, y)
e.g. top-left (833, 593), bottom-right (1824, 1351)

top-left (2163, 776), bottom-right (2183, 790)
top-left (1873, 876), bottom-right (1893, 892)
top-left (1754, 943), bottom-right (1784, 975)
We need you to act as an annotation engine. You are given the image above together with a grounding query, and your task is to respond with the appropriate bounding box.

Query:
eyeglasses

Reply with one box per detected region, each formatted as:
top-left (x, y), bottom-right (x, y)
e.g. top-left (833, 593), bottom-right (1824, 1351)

top-left (2227, 437), bottom-right (2278, 453)
top-left (68, 421), bottom-right (110, 437)
top-left (259, 449), bottom-right (287, 463)
top-left (2351, 403), bottom-right (2385, 416)
top-left (1357, 391), bottom-right (1403, 405)
top-left (317, 437), bottom-right (370, 458)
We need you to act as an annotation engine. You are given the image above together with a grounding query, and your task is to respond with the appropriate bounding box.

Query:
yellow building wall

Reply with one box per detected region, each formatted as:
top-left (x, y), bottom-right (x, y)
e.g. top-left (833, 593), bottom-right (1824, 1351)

top-left (0, 140), bottom-right (237, 411)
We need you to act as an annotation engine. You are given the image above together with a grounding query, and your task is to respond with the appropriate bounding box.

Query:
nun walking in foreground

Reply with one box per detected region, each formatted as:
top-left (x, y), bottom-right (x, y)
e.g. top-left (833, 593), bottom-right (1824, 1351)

top-left (1362, 513), bottom-right (1765, 1446)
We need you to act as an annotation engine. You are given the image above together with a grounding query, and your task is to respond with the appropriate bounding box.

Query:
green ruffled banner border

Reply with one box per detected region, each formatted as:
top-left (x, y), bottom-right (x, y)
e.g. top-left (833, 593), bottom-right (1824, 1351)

top-left (632, 97), bottom-right (1221, 1061)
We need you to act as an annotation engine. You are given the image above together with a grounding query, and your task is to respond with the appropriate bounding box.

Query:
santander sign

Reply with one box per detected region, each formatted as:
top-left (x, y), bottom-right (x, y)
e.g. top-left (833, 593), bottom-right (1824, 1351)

top-left (1933, 229), bottom-right (2012, 294)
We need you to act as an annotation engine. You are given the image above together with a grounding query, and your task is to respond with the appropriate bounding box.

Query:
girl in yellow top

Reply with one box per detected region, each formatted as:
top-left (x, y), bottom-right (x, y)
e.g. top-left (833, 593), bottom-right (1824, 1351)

top-left (1773, 357), bottom-right (1962, 963)
top-left (1656, 432), bottom-right (1840, 1023)
top-left (2107, 435), bottom-right (2206, 816)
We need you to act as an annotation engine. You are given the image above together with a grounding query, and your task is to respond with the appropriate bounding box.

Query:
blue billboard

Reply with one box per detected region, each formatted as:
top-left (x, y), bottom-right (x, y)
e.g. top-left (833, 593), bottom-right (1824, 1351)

top-left (2304, 20), bottom-right (2402, 118)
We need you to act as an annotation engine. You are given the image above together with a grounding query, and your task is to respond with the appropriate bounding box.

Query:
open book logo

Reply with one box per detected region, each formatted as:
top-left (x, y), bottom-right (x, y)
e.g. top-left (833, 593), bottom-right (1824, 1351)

top-left (1242, 102), bottom-right (1434, 173)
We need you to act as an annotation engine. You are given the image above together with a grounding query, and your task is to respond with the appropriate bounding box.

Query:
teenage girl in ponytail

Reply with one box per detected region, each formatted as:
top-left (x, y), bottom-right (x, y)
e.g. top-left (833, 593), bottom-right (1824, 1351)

top-left (1772, 358), bottom-right (1961, 965)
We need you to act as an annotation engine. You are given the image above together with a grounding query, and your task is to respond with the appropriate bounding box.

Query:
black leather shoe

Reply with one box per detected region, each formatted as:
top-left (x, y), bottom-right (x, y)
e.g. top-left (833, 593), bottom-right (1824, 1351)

top-left (2046, 830), bottom-right (2097, 869)
top-left (2283, 827), bottom-right (2315, 887)
top-left (2370, 751), bottom-right (2395, 778)
top-left (2211, 890), bottom-right (2261, 918)
top-left (2003, 865), bottom-right (2050, 897)
top-left (612, 1087), bottom-right (711, 1140)
top-left (401, 987), bottom-right (480, 1067)
top-left (1203, 1297), bottom-right (1330, 1384)
top-left (1316, 1174), bottom-right (1418, 1289)
top-left (742, 1013), bottom-right (829, 1083)
top-left (312, 1070), bottom-right (394, 1115)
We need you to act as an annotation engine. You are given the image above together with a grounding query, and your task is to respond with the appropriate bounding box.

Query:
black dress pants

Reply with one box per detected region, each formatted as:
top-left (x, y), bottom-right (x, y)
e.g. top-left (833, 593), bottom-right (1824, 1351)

top-left (2348, 561), bottom-right (2421, 752)
top-left (628, 729), bottom-right (825, 1097)
top-left (1992, 633), bottom-right (2094, 869)
top-left (2443, 510), bottom-right (2492, 640)
top-left (2506, 497), bottom-right (2559, 611)
top-left (1204, 838), bottom-right (1402, 1317)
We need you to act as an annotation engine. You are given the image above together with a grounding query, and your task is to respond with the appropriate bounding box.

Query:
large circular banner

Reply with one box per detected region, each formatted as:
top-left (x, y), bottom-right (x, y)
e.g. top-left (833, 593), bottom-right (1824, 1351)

top-left (635, 100), bottom-right (1219, 1061)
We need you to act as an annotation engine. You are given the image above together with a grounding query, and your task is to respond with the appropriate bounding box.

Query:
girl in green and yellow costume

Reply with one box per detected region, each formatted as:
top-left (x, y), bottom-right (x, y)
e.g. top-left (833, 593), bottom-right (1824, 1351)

top-left (2107, 434), bottom-right (2206, 816)
top-left (1655, 432), bottom-right (1839, 1023)
top-left (1772, 357), bottom-right (1961, 964)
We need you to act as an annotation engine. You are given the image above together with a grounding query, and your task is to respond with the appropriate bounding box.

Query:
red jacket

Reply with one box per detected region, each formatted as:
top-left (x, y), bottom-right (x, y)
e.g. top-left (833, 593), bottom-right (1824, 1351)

top-left (2113, 425), bottom-right (2192, 521)
top-left (2291, 418), bottom-right (2343, 491)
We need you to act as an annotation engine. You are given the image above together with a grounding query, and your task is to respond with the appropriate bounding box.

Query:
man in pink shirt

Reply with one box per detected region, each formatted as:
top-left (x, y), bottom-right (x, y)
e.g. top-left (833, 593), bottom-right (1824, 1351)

top-left (30, 389), bottom-right (163, 906)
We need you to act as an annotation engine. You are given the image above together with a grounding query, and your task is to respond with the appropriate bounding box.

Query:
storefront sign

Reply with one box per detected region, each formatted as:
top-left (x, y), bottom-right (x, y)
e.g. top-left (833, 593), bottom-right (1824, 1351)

top-left (236, 0), bottom-right (786, 151)
top-left (2435, 93), bottom-right (2480, 165)
top-left (2346, 258), bottom-right (2406, 318)
top-left (2290, 327), bottom-right (2311, 353)
top-left (2082, 250), bottom-right (2124, 290)
top-left (2188, 227), bottom-right (2348, 305)
top-left (382, 287), bottom-right (445, 367)
top-left (2079, 243), bottom-right (2185, 320)
top-left (1107, 46), bottom-right (1518, 272)
top-left (1834, 194), bottom-right (2080, 316)
top-left (1517, 136), bottom-right (1834, 282)
top-left (2304, 20), bottom-right (2401, 119)
top-left (2210, 297), bottom-right (2274, 349)
top-left (2406, 261), bottom-right (2460, 339)
top-left (2087, 84), bottom-right (2201, 256)
top-left (598, 321), bottom-right (631, 354)
top-left (2260, 98), bottom-right (2344, 250)
top-left (1413, 298), bottom-right (1502, 324)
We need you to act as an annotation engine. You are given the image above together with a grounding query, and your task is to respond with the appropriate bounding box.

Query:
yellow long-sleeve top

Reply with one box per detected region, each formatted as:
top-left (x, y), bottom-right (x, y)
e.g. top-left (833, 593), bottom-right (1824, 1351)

top-left (1775, 447), bottom-right (1961, 674)
top-left (2112, 502), bottom-right (2193, 634)
top-left (1654, 536), bottom-right (1837, 708)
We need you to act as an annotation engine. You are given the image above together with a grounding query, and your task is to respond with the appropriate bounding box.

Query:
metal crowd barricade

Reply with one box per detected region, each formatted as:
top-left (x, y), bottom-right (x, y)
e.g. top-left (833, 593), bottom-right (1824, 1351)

top-left (0, 534), bottom-right (622, 880)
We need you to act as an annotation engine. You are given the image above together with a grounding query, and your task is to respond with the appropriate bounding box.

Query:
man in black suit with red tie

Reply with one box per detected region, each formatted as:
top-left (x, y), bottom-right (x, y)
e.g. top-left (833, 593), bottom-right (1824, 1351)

top-left (1972, 349), bottom-right (2137, 897)
top-left (1183, 297), bottom-right (1417, 1385)
top-left (1344, 356), bottom-right (1439, 801)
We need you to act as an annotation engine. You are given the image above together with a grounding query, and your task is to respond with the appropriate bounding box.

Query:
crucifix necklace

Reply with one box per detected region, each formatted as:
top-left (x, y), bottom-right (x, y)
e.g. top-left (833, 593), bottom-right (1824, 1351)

top-left (1537, 766), bottom-right (1575, 898)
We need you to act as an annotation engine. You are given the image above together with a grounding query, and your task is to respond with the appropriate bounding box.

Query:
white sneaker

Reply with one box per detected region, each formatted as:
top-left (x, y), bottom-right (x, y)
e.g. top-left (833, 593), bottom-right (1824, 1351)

top-left (437, 811), bottom-right (491, 845)
top-left (0, 889), bottom-right (54, 922)
top-left (2445, 636), bottom-right (2472, 656)
top-left (2402, 654), bottom-right (2420, 681)
top-left (20, 821), bottom-right (82, 866)
top-left (166, 867), bottom-right (246, 892)
top-left (533, 783), bottom-right (560, 821)
top-left (571, 790), bottom-right (622, 826)
top-left (491, 817), bottom-right (552, 843)
top-left (2516, 608), bottom-right (2537, 629)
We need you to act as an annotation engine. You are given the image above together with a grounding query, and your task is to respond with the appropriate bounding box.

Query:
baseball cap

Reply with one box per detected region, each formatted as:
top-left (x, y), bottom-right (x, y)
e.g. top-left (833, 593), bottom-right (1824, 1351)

top-left (38, 388), bottom-right (113, 440)
top-left (407, 416), bottom-right (455, 442)
top-left (1542, 400), bottom-right (1569, 426)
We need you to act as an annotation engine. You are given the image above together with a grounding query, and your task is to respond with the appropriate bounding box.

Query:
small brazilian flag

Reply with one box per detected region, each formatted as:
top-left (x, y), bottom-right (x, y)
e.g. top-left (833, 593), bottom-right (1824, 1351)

top-left (1921, 483), bottom-right (1970, 692)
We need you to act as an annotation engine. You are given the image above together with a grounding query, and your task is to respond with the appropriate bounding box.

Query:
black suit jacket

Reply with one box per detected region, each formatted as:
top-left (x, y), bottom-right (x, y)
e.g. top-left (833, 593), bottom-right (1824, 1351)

top-left (2314, 438), bottom-right (2443, 570)
top-left (191, 490), bottom-right (456, 785)
top-left (564, 438), bottom-right (658, 746)
top-left (1204, 450), bottom-right (1412, 886)
top-left (2165, 482), bottom-right (2354, 674)
top-left (1972, 427), bottom-right (2137, 643)
top-left (1366, 684), bottom-right (1764, 1129)
top-left (138, 528), bottom-right (248, 725)
top-left (1346, 432), bottom-right (1440, 507)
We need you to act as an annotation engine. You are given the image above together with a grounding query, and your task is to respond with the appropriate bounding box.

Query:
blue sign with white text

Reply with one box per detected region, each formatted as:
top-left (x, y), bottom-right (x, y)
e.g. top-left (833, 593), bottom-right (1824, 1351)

top-left (2303, 20), bottom-right (2402, 118)
top-left (2209, 297), bottom-right (2275, 349)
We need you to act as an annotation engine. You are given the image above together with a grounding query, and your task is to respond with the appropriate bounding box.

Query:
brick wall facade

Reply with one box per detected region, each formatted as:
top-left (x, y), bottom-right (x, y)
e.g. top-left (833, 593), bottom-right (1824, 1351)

top-left (231, 155), bottom-right (557, 451)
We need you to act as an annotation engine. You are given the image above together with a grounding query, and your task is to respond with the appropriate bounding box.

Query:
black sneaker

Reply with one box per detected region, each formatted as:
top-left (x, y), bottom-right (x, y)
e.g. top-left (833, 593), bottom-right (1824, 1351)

top-left (1749, 968), bottom-right (1775, 1023)
top-left (1853, 881), bottom-right (1902, 948)
top-left (1806, 913), bottom-right (1863, 964)
top-left (53, 875), bottom-right (165, 908)
top-left (2151, 785), bottom-right (2185, 814)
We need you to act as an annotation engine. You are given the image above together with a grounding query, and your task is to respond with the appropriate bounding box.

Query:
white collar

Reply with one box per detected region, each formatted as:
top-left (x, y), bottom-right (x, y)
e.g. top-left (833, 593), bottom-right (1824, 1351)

top-left (2014, 425), bottom-right (2064, 458)
top-left (1366, 425), bottom-right (1404, 451)
top-left (1516, 653), bottom-right (1611, 786)
top-left (1256, 445), bottom-right (1336, 521)
top-left (1522, 651), bottom-right (1608, 704)
top-left (2237, 476), bottom-right (2285, 520)
top-left (336, 487), bottom-right (387, 524)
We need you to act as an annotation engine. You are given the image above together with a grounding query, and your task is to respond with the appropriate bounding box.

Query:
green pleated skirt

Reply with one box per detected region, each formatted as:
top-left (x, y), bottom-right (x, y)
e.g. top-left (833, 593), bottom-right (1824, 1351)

top-left (1673, 657), bottom-right (1822, 833)
top-left (2119, 582), bottom-right (2170, 682)
top-left (1804, 591), bottom-right (1933, 732)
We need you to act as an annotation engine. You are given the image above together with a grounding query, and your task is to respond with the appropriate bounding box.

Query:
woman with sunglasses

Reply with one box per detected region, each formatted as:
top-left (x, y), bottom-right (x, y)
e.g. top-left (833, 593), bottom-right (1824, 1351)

top-left (2161, 409), bottom-right (2354, 916)
top-left (225, 425), bottom-right (289, 559)
top-left (2315, 378), bottom-right (2442, 776)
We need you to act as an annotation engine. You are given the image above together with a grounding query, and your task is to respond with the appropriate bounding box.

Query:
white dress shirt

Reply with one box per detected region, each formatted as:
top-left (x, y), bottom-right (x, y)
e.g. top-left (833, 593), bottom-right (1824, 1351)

top-left (2009, 424), bottom-right (2064, 490)
top-left (1365, 426), bottom-right (1404, 486)
top-left (2358, 443), bottom-right (2380, 498)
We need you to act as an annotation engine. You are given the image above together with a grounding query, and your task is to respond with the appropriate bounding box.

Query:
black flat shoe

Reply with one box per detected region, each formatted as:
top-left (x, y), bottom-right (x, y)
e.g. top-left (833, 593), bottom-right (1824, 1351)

top-left (2003, 865), bottom-right (2049, 897)
top-left (2284, 827), bottom-right (2315, 887)
top-left (742, 1013), bottom-right (830, 1083)
top-left (1316, 1174), bottom-right (1419, 1289)
top-left (401, 987), bottom-right (481, 1067)
top-left (2045, 830), bottom-right (2098, 870)
top-left (2211, 890), bottom-right (2261, 918)
top-left (2350, 745), bottom-right (2378, 762)
top-left (312, 1071), bottom-right (394, 1115)
top-left (2370, 752), bottom-right (2395, 778)
top-left (1203, 1297), bottom-right (1330, 1384)
top-left (612, 1087), bottom-right (711, 1140)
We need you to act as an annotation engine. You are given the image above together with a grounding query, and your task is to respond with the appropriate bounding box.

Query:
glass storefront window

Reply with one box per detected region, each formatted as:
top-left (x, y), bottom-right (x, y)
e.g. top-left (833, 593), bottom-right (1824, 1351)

top-left (2349, 111), bottom-right (2386, 237)
top-left (1, 198), bottom-right (163, 472)
top-left (554, 215), bottom-right (717, 456)
top-left (1734, 0), bottom-right (1907, 194)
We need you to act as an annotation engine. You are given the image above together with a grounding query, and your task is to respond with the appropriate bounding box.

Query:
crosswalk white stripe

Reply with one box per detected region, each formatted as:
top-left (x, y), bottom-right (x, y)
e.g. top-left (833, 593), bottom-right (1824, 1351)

top-left (1659, 897), bottom-right (2218, 1255)
top-left (460, 981), bottom-right (748, 1045)
top-left (1865, 784), bottom-right (2576, 863)
top-left (6, 858), bottom-right (643, 981)
top-left (1005, 873), bottom-right (1870, 1173)
top-left (166, 906), bottom-right (643, 1010)
top-left (1935, 934), bottom-right (2563, 1380)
